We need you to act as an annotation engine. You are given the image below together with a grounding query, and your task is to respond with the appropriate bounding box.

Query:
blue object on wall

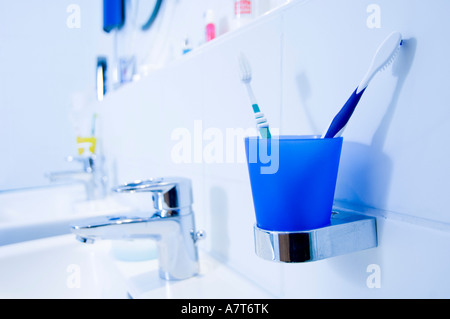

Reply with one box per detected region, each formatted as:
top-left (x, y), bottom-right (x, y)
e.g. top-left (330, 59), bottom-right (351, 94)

top-left (141, 0), bottom-right (163, 31)
top-left (103, 0), bottom-right (125, 33)
top-left (245, 136), bottom-right (343, 232)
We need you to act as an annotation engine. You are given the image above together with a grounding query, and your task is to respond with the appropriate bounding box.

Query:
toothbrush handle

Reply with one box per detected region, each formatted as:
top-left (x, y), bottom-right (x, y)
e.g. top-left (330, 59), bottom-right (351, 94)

top-left (245, 83), bottom-right (258, 106)
top-left (252, 103), bottom-right (261, 113)
top-left (245, 83), bottom-right (272, 139)
top-left (323, 88), bottom-right (366, 138)
top-left (259, 127), bottom-right (271, 139)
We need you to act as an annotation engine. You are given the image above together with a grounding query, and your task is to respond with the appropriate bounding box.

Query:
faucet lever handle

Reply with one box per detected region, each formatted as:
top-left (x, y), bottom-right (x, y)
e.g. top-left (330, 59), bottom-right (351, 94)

top-left (66, 155), bottom-right (96, 172)
top-left (113, 178), bottom-right (169, 192)
top-left (112, 177), bottom-right (193, 211)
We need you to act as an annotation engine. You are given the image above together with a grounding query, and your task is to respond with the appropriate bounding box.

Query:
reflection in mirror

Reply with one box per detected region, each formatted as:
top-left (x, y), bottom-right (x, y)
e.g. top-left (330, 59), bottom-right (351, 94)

top-left (0, 0), bottom-right (286, 192)
top-left (0, 1), bottom-right (105, 191)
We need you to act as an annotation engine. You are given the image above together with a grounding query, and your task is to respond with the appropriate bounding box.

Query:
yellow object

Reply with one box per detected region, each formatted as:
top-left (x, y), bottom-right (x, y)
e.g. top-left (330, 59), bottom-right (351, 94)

top-left (77, 136), bottom-right (97, 155)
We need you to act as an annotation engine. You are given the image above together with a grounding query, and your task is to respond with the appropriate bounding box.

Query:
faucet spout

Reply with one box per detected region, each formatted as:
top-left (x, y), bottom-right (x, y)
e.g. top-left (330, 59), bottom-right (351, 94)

top-left (46, 154), bottom-right (107, 200)
top-left (70, 178), bottom-right (204, 281)
top-left (47, 170), bottom-right (93, 182)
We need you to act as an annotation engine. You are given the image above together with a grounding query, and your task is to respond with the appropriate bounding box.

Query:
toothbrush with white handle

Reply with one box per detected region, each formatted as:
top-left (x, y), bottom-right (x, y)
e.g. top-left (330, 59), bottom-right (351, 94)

top-left (239, 52), bottom-right (272, 139)
top-left (322, 31), bottom-right (403, 139)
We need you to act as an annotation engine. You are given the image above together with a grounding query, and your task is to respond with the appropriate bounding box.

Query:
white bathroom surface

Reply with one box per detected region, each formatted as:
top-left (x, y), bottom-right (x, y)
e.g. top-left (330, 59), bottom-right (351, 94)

top-left (0, 184), bottom-right (134, 246)
top-left (115, 251), bottom-right (274, 299)
top-left (0, 234), bottom-right (273, 299)
top-left (0, 235), bottom-right (128, 299)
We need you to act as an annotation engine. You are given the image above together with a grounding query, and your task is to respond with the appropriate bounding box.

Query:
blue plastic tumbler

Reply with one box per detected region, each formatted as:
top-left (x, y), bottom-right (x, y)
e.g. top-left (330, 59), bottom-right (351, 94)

top-left (245, 135), bottom-right (343, 231)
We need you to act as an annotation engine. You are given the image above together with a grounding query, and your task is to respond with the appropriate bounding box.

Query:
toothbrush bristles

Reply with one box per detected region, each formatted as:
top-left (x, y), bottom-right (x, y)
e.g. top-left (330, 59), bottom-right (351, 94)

top-left (239, 53), bottom-right (252, 82)
top-left (381, 46), bottom-right (401, 71)
top-left (238, 52), bottom-right (272, 139)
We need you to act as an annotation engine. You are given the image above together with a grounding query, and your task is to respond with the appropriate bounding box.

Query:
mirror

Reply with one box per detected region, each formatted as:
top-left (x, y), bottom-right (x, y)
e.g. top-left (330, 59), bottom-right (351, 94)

top-left (0, 0), bottom-right (285, 192)
top-left (0, 1), bottom-right (105, 191)
top-left (0, 0), bottom-right (176, 191)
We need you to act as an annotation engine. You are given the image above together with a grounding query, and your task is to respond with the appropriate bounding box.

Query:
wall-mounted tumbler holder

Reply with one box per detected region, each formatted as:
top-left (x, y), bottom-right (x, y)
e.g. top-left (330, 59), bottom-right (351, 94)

top-left (253, 210), bottom-right (377, 263)
top-left (245, 136), bottom-right (378, 263)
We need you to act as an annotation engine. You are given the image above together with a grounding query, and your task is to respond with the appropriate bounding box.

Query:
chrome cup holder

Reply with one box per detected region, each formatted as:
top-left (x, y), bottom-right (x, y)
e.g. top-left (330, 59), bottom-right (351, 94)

top-left (254, 210), bottom-right (377, 263)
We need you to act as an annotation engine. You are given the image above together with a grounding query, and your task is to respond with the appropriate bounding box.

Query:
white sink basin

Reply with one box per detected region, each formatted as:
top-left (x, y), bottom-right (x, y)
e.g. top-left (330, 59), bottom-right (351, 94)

top-left (0, 235), bottom-right (128, 299)
top-left (0, 235), bottom-right (272, 299)
top-left (0, 184), bottom-right (133, 245)
top-left (0, 184), bottom-right (87, 225)
top-left (116, 251), bottom-right (273, 299)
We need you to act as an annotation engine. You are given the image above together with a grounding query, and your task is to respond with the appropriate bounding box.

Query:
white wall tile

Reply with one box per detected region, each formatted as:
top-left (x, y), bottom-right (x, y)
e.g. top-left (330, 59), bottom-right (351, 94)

top-left (281, 0), bottom-right (450, 225)
top-left (157, 55), bottom-right (206, 178)
top-left (99, 0), bottom-right (450, 298)
top-left (99, 70), bottom-right (165, 184)
top-left (203, 176), bottom-right (283, 297)
top-left (282, 217), bottom-right (450, 298)
top-left (201, 14), bottom-right (283, 183)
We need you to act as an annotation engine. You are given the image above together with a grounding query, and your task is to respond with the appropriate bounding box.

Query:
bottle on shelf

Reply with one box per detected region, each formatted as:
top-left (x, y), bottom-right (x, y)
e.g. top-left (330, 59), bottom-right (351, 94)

top-left (205, 10), bottom-right (216, 42)
top-left (233, 0), bottom-right (253, 28)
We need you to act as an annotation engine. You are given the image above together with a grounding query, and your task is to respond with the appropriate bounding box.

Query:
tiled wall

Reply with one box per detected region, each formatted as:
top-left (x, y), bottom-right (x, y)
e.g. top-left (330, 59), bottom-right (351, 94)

top-left (99, 0), bottom-right (450, 298)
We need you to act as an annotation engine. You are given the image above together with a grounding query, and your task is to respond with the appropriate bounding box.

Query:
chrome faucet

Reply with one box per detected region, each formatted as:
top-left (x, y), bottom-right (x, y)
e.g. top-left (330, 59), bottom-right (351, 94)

top-left (46, 153), bottom-right (107, 200)
top-left (70, 177), bottom-right (205, 281)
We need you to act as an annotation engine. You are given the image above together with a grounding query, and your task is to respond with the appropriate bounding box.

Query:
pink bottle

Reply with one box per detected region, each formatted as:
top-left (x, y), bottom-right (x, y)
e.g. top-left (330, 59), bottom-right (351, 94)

top-left (205, 10), bottom-right (216, 42)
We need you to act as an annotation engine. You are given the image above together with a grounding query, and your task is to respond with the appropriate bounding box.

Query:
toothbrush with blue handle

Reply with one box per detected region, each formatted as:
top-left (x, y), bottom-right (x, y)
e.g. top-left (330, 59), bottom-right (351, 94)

top-left (322, 31), bottom-right (403, 138)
